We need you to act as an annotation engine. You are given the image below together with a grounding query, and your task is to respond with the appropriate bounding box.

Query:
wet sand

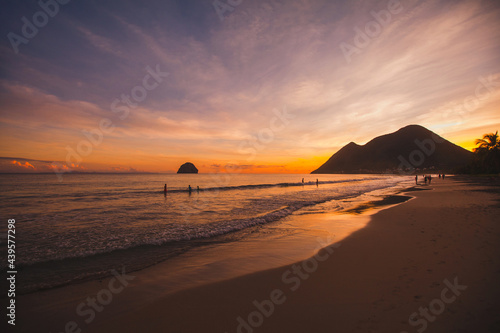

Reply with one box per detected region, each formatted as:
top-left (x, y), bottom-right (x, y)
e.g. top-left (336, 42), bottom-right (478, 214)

top-left (18, 177), bottom-right (500, 332)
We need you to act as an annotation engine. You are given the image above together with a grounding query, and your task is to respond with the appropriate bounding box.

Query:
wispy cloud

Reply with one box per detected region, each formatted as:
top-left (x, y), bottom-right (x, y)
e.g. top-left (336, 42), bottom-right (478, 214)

top-left (0, 0), bottom-right (499, 173)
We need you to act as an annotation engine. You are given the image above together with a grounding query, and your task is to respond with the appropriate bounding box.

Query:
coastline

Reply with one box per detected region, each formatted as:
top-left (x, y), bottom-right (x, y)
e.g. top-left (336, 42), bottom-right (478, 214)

top-left (4, 174), bottom-right (406, 295)
top-left (18, 177), bottom-right (500, 332)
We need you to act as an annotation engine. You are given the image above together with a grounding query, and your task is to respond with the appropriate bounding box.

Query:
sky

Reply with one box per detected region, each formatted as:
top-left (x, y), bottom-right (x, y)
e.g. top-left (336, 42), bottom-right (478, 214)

top-left (0, 0), bottom-right (499, 174)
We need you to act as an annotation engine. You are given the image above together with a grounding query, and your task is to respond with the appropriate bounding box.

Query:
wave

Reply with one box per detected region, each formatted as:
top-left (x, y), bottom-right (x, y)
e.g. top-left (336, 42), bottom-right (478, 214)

top-left (2, 177), bottom-right (381, 200)
top-left (3, 176), bottom-right (409, 269)
top-left (5, 176), bottom-right (412, 294)
top-left (160, 177), bottom-right (381, 194)
top-left (11, 193), bottom-right (353, 267)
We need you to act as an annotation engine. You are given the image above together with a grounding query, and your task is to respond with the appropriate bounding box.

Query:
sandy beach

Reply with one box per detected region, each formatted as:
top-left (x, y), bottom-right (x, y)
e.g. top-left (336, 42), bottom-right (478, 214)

top-left (4, 0), bottom-right (500, 331)
top-left (18, 177), bottom-right (500, 333)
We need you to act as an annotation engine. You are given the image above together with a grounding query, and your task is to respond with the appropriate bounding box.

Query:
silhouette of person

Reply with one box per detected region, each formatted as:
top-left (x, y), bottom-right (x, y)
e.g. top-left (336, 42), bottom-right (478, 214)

top-left (197, 186), bottom-right (200, 193)
top-left (442, 174), bottom-right (445, 179)
top-left (302, 178), bottom-right (304, 184)
top-left (164, 184), bottom-right (167, 195)
top-left (424, 176), bottom-right (427, 184)
top-left (415, 175), bottom-right (418, 185)
top-left (188, 185), bottom-right (192, 194)
top-left (316, 179), bottom-right (319, 187)
top-left (428, 175), bottom-right (432, 184)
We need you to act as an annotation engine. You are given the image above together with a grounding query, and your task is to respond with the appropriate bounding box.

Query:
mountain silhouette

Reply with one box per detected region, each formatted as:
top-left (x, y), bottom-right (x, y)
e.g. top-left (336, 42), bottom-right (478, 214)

top-left (311, 125), bottom-right (473, 174)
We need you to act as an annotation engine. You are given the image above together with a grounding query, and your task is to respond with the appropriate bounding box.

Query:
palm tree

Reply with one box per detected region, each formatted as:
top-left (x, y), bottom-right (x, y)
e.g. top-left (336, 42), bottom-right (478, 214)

top-left (473, 131), bottom-right (500, 153)
top-left (472, 131), bottom-right (500, 173)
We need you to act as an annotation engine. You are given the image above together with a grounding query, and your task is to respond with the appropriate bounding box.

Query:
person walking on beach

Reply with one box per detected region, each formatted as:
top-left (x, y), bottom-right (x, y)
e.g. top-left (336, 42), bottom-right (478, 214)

top-left (424, 176), bottom-right (427, 184)
top-left (415, 175), bottom-right (418, 185)
top-left (428, 175), bottom-right (432, 184)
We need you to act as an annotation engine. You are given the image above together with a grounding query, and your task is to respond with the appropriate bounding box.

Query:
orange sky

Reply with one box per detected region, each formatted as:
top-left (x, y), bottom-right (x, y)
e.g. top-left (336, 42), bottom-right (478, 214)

top-left (1, 0), bottom-right (499, 174)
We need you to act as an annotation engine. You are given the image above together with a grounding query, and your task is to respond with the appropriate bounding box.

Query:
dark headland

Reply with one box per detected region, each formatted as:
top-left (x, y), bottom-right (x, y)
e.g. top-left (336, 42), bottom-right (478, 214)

top-left (177, 162), bottom-right (198, 174)
top-left (311, 124), bottom-right (473, 174)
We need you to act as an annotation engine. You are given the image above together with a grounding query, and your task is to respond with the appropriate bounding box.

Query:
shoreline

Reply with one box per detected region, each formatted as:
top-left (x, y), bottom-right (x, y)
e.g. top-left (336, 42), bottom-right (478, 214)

top-left (17, 181), bottom-right (413, 330)
top-left (18, 177), bottom-right (500, 332)
top-left (14, 178), bottom-right (412, 296)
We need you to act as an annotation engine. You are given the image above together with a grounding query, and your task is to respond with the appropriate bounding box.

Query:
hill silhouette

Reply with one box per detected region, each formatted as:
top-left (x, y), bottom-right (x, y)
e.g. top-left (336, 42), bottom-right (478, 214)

top-left (177, 162), bottom-right (198, 174)
top-left (311, 125), bottom-right (473, 174)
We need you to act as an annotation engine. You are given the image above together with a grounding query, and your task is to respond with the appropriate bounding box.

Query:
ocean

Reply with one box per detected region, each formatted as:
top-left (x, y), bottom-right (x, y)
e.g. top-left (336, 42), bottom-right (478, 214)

top-left (0, 173), bottom-right (412, 294)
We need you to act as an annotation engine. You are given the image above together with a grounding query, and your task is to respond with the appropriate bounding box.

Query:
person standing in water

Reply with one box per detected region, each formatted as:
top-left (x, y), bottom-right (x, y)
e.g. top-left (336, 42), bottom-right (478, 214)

top-left (164, 184), bottom-right (167, 195)
top-left (188, 185), bottom-right (192, 194)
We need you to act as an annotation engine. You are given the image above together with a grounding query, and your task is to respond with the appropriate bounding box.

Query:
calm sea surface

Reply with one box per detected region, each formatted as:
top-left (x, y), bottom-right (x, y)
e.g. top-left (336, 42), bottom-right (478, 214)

top-left (0, 173), bottom-right (411, 293)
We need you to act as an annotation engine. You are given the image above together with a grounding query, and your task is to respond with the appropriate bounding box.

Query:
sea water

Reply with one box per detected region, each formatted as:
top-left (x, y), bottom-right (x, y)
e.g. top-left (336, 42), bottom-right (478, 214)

top-left (0, 173), bottom-right (411, 293)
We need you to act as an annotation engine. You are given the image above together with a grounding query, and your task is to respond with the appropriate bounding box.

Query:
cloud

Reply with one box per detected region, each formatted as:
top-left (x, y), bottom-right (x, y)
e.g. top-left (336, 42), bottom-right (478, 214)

top-left (110, 166), bottom-right (141, 173)
top-left (206, 162), bottom-right (288, 173)
top-left (0, 0), bottom-right (499, 173)
top-left (0, 158), bottom-right (60, 173)
top-left (11, 160), bottom-right (35, 169)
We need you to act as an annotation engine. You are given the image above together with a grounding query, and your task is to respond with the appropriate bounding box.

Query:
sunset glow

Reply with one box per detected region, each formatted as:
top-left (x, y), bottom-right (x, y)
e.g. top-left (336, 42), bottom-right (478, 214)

top-left (1, 0), bottom-right (499, 174)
